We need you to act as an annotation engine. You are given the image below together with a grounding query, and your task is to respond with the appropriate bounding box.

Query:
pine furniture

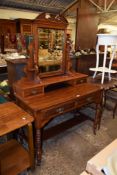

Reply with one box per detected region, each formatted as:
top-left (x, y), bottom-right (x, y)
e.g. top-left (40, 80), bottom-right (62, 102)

top-left (0, 102), bottom-right (34, 175)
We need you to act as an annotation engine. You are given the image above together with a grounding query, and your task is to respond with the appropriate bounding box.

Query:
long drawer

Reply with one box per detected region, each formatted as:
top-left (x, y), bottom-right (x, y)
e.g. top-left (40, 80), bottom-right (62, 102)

top-left (38, 101), bottom-right (75, 127)
top-left (75, 91), bottom-right (101, 108)
top-left (42, 101), bottom-right (75, 118)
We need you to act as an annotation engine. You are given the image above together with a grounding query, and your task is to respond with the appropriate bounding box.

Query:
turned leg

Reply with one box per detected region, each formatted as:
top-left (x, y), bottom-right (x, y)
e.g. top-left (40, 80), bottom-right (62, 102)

top-left (93, 103), bottom-right (102, 134)
top-left (35, 128), bottom-right (42, 165)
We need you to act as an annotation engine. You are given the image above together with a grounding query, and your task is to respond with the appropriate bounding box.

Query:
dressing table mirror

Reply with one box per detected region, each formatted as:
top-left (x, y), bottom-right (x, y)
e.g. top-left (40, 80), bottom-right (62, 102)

top-left (38, 28), bottom-right (64, 74)
top-left (13, 13), bottom-right (88, 98)
top-left (33, 13), bottom-right (68, 78)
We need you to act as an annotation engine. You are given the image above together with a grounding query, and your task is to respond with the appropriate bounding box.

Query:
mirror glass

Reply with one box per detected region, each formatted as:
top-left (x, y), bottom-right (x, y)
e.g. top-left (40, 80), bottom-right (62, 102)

top-left (38, 28), bottom-right (64, 73)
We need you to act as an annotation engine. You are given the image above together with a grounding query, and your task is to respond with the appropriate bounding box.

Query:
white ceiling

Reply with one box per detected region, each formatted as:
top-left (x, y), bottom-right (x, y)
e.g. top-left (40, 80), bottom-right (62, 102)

top-left (0, 4), bottom-right (117, 33)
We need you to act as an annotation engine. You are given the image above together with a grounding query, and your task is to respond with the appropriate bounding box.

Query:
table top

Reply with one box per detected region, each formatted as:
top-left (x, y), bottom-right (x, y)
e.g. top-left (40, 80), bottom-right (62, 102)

top-left (88, 76), bottom-right (117, 90)
top-left (16, 83), bottom-right (102, 111)
top-left (0, 102), bottom-right (34, 136)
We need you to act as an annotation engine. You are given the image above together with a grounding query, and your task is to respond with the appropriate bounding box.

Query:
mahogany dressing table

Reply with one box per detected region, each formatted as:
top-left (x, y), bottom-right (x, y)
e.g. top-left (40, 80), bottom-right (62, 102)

top-left (13, 13), bottom-right (103, 165)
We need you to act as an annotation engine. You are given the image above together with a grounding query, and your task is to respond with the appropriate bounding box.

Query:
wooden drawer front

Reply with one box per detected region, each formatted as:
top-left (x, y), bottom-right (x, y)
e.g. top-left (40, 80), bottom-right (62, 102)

top-left (21, 24), bottom-right (32, 34)
top-left (76, 92), bottom-right (100, 108)
top-left (24, 87), bottom-right (43, 97)
top-left (42, 101), bottom-right (75, 118)
top-left (76, 78), bottom-right (87, 84)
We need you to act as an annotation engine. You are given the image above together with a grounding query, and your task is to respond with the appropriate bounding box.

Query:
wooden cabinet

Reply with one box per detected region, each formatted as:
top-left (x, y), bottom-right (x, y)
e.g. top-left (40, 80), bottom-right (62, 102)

top-left (6, 58), bottom-right (27, 97)
top-left (76, 54), bottom-right (104, 75)
top-left (75, 2), bottom-right (98, 50)
top-left (0, 19), bottom-right (16, 35)
top-left (16, 19), bottom-right (33, 35)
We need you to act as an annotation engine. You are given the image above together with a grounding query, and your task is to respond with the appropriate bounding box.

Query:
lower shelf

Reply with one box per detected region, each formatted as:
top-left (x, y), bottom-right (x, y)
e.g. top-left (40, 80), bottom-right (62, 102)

top-left (90, 67), bottom-right (117, 73)
top-left (0, 139), bottom-right (30, 175)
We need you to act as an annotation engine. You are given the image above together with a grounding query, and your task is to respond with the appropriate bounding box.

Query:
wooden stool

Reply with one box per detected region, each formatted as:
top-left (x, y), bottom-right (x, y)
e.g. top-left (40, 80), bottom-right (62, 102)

top-left (0, 102), bottom-right (34, 175)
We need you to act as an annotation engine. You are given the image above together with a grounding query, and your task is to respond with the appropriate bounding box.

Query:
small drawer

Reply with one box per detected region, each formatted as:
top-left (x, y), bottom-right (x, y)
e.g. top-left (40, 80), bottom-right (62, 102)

top-left (24, 87), bottom-right (43, 97)
top-left (42, 101), bottom-right (75, 118)
top-left (76, 78), bottom-right (87, 84)
top-left (76, 92), bottom-right (100, 107)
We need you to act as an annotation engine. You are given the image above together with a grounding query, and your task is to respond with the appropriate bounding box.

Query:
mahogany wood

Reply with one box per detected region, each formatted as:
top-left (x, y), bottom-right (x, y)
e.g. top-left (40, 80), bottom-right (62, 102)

top-left (15, 83), bottom-right (103, 164)
top-left (13, 13), bottom-right (103, 166)
top-left (6, 58), bottom-right (27, 98)
top-left (76, 5), bottom-right (98, 50)
top-left (33, 13), bottom-right (69, 78)
top-left (13, 72), bottom-right (88, 98)
top-left (0, 19), bottom-right (16, 35)
top-left (16, 19), bottom-right (33, 35)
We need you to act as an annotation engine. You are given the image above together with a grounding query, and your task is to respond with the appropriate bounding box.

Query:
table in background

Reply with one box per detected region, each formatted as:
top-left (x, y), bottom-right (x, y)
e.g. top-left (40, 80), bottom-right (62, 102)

top-left (0, 102), bottom-right (34, 175)
top-left (90, 34), bottom-right (117, 84)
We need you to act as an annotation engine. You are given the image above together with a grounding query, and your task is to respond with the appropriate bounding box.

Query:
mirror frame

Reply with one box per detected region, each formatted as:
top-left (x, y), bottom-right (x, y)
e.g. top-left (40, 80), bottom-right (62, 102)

top-left (33, 13), bottom-right (68, 78)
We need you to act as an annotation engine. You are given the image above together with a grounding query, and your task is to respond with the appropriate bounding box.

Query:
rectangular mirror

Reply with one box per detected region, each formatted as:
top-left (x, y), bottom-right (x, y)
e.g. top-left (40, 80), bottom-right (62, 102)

top-left (38, 28), bottom-right (64, 74)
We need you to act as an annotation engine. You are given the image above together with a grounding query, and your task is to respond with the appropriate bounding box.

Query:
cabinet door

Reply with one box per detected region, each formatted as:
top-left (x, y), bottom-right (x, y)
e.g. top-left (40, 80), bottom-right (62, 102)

top-left (0, 20), bottom-right (16, 35)
top-left (21, 23), bottom-right (32, 35)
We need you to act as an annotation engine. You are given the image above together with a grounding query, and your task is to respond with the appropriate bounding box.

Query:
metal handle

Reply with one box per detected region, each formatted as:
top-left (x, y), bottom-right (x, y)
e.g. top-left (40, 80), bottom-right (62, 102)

top-left (56, 107), bottom-right (64, 114)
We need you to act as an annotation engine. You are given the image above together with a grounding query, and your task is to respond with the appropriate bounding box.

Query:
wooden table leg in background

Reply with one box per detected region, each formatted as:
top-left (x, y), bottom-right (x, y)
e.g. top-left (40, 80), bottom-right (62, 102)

top-left (27, 123), bottom-right (35, 169)
top-left (35, 128), bottom-right (42, 165)
top-left (93, 103), bottom-right (102, 135)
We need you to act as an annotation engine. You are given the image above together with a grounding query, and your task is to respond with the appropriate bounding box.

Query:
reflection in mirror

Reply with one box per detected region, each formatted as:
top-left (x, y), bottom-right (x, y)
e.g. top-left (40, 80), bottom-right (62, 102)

top-left (38, 28), bottom-right (64, 73)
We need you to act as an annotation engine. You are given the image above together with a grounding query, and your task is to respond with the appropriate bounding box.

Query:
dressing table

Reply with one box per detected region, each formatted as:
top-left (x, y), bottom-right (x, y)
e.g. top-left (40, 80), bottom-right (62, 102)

top-left (13, 13), bottom-right (103, 165)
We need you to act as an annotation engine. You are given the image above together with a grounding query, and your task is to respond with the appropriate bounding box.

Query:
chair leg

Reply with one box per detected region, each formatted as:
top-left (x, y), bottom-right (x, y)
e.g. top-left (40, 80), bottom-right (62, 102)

top-left (113, 102), bottom-right (117, 118)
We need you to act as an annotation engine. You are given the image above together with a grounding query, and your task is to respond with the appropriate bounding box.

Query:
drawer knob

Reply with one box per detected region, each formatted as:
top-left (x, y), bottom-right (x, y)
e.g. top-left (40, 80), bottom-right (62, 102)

top-left (56, 107), bottom-right (64, 114)
top-left (31, 90), bottom-right (38, 95)
top-left (86, 97), bottom-right (92, 102)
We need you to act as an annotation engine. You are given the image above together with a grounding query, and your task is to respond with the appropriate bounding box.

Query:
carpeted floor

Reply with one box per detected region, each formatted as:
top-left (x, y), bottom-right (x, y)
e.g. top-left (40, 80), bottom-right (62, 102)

top-left (27, 100), bottom-right (117, 175)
